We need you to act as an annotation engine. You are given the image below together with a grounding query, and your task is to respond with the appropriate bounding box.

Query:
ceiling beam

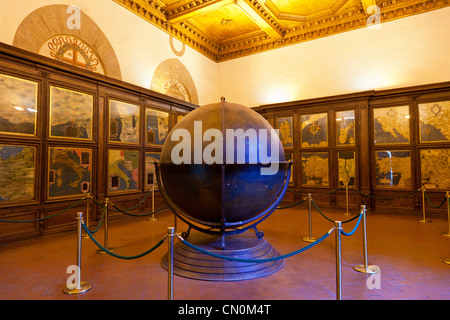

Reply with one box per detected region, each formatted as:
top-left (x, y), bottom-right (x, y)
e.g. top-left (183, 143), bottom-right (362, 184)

top-left (166, 0), bottom-right (235, 24)
top-left (360, 0), bottom-right (378, 14)
top-left (236, 0), bottom-right (283, 39)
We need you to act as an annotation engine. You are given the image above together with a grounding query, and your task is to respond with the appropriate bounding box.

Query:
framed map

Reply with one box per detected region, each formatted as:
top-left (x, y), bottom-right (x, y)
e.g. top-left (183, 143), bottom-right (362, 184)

top-left (0, 145), bottom-right (36, 202)
top-left (108, 149), bottom-right (139, 193)
top-left (49, 86), bottom-right (93, 140)
top-left (301, 152), bottom-right (329, 186)
top-left (145, 152), bottom-right (160, 189)
top-left (338, 151), bottom-right (356, 186)
top-left (301, 113), bottom-right (328, 147)
top-left (146, 108), bottom-right (169, 146)
top-left (277, 116), bottom-right (293, 148)
top-left (375, 150), bottom-right (411, 188)
top-left (420, 149), bottom-right (450, 189)
top-left (0, 73), bottom-right (38, 136)
top-left (48, 147), bottom-right (92, 199)
top-left (109, 99), bottom-right (140, 144)
top-left (285, 152), bottom-right (294, 185)
top-left (419, 101), bottom-right (450, 142)
top-left (336, 110), bottom-right (355, 146)
top-left (373, 106), bottom-right (410, 144)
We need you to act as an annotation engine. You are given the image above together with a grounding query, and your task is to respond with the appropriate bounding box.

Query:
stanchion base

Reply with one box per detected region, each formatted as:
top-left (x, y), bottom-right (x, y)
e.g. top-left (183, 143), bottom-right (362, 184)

top-left (444, 260), bottom-right (450, 265)
top-left (96, 247), bottom-right (116, 254)
top-left (353, 264), bottom-right (379, 274)
top-left (302, 236), bottom-right (317, 243)
top-left (147, 217), bottom-right (158, 222)
top-left (63, 282), bottom-right (93, 294)
top-left (418, 219), bottom-right (432, 223)
top-left (441, 233), bottom-right (450, 238)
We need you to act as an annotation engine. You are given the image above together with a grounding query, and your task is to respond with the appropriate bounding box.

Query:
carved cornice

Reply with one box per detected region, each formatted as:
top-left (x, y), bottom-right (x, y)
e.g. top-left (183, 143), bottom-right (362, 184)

top-left (112, 0), bottom-right (450, 62)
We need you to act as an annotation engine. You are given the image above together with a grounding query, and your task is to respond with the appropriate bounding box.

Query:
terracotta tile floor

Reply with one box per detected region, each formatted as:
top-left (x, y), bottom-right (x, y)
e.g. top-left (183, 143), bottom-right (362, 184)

top-left (0, 204), bottom-right (449, 300)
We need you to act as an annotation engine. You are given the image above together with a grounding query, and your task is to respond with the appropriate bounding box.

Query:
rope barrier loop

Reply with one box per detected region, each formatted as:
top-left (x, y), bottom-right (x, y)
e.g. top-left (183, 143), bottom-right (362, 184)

top-left (176, 228), bottom-right (334, 264)
top-left (81, 222), bottom-right (166, 260)
top-left (424, 189), bottom-right (448, 208)
top-left (340, 212), bottom-right (363, 236)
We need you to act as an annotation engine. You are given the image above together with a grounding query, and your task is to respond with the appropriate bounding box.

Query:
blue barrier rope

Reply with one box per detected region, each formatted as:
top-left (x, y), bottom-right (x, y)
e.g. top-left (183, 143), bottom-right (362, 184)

top-left (178, 228), bottom-right (334, 264)
top-left (340, 212), bottom-right (363, 236)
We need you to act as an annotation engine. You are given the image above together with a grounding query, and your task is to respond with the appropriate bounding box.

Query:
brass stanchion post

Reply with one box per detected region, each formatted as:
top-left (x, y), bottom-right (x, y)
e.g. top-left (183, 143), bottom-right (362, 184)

top-left (419, 185), bottom-right (432, 223)
top-left (303, 194), bottom-right (317, 242)
top-left (63, 212), bottom-right (93, 294)
top-left (82, 193), bottom-right (91, 239)
top-left (334, 221), bottom-right (342, 300)
top-left (167, 227), bottom-right (175, 300)
top-left (96, 198), bottom-right (116, 254)
top-left (148, 185), bottom-right (158, 222)
top-left (344, 183), bottom-right (350, 216)
top-left (353, 205), bottom-right (379, 274)
top-left (442, 191), bottom-right (450, 238)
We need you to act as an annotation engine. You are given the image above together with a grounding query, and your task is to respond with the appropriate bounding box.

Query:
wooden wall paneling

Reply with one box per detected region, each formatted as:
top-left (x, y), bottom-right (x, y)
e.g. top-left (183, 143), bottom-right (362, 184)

top-left (357, 99), bottom-right (370, 208)
top-left (0, 43), bottom-right (196, 245)
top-left (255, 83), bottom-right (450, 215)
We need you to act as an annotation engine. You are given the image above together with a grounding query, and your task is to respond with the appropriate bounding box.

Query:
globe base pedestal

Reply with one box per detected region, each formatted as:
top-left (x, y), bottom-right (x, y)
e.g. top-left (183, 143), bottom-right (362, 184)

top-left (161, 232), bottom-right (284, 281)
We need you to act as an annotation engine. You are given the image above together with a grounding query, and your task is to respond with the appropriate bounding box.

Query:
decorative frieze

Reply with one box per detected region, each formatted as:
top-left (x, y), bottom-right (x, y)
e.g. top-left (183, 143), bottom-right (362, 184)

top-left (112, 0), bottom-right (450, 62)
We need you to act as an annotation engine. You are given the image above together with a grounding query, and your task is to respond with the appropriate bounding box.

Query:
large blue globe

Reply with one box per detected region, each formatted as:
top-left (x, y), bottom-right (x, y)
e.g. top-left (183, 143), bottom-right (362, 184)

top-left (158, 101), bottom-right (288, 234)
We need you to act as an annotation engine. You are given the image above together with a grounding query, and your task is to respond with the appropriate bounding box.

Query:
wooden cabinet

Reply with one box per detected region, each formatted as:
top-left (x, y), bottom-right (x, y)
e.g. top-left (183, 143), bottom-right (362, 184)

top-left (0, 43), bottom-right (196, 245)
top-left (255, 84), bottom-right (450, 214)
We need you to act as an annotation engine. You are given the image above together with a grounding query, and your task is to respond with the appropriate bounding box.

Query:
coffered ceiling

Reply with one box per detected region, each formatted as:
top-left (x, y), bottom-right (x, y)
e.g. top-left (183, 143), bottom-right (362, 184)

top-left (113, 0), bottom-right (449, 62)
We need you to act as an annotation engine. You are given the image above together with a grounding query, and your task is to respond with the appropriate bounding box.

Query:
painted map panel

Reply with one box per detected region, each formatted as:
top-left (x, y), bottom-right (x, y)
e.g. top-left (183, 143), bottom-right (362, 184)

top-left (277, 116), bottom-right (293, 148)
top-left (420, 149), bottom-right (450, 189)
top-left (301, 152), bottom-right (329, 186)
top-left (146, 109), bottom-right (169, 145)
top-left (145, 152), bottom-right (160, 189)
top-left (419, 101), bottom-right (450, 142)
top-left (338, 151), bottom-right (356, 186)
top-left (109, 100), bottom-right (140, 143)
top-left (48, 147), bottom-right (92, 198)
top-left (0, 74), bottom-right (37, 136)
top-left (108, 149), bottom-right (139, 192)
top-left (375, 150), bottom-right (411, 188)
top-left (50, 86), bottom-right (93, 140)
top-left (373, 106), bottom-right (410, 144)
top-left (0, 145), bottom-right (35, 201)
top-left (336, 110), bottom-right (355, 146)
top-left (301, 113), bottom-right (328, 147)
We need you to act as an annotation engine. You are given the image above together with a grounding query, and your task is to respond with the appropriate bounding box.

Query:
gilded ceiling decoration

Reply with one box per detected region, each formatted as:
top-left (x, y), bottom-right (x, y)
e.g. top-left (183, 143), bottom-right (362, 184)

top-left (113, 0), bottom-right (449, 62)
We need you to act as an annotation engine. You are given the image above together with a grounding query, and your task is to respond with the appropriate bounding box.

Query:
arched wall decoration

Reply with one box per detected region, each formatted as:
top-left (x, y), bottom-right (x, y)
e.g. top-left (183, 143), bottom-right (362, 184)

top-left (150, 58), bottom-right (198, 105)
top-left (12, 4), bottom-right (121, 80)
top-left (39, 34), bottom-right (106, 75)
top-left (169, 36), bottom-right (185, 57)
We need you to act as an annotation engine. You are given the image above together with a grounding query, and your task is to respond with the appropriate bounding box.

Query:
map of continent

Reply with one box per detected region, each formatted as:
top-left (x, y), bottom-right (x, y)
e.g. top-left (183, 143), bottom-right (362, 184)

top-left (419, 101), bottom-right (450, 142)
top-left (301, 153), bottom-right (329, 186)
top-left (420, 149), bottom-right (450, 189)
top-left (48, 148), bottom-right (91, 198)
top-left (109, 149), bottom-right (139, 192)
top-left (0, 145), bottom-right (35, 201)
top-left (375, 151), bottom-right (411, 188)
top-left (301, 113), bottom-right (328, 147)
top-left (336, 110), bottom-right (355, 145)
top-left (374, 106), bottom-right (410, 144)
